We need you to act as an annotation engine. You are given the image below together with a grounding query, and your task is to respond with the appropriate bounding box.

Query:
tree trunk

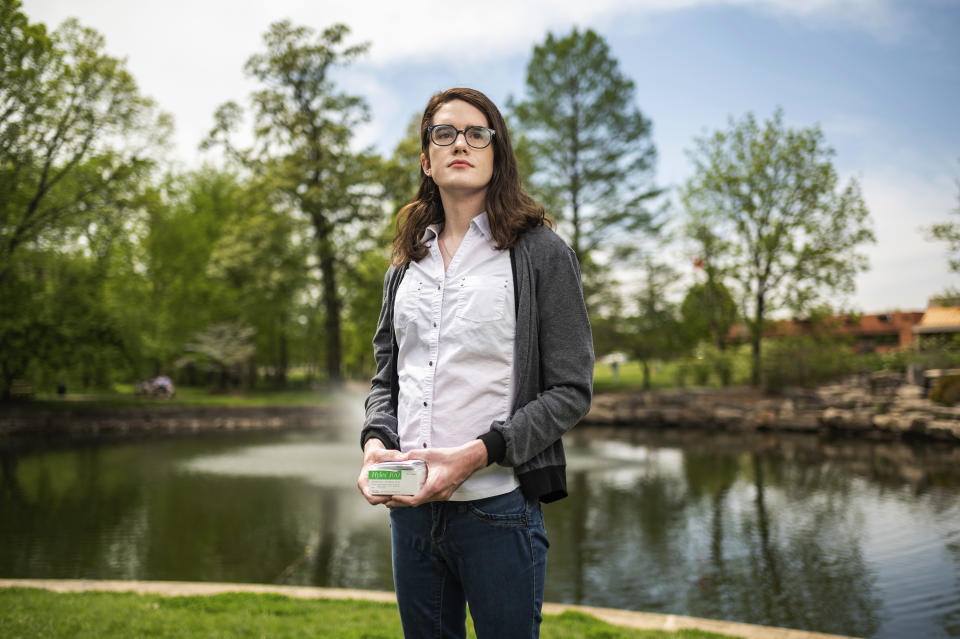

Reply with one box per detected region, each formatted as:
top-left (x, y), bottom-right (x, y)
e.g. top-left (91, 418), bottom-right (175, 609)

top-left (751, 291), bottom-right (765, 387)
top-left (642, 359), bottom-right (651, 390)
top-left (246, 357), bottom-right (257, 391)
top-left (277, 320), bottom-right (288, 387)
top-left (317, 238), bottom-right (342, 385)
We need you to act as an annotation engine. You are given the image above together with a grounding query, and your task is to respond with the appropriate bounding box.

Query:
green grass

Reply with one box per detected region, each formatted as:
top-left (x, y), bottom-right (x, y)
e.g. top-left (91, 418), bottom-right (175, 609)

top-left (0, 588), bottom-right (734, 639)
top-left (593, 345), bottom-right (756, 393)
top-left (28, 384), bottom-right (335, 409)
top-left (592, 360), bottom-right (724, 393)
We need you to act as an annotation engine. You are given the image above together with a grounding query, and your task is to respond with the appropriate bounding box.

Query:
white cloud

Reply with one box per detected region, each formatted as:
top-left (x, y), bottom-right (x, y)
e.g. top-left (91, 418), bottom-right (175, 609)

top-left (24, 1), bottom-right (906, 68)
top-left (852, 166), bottom-right (960, 311)
top-left (20, 0), bottom-right (908, 160)
top-left (317, 0), bottom-right (906, 64)
top-left (735, 0), bottom-right (907, 41)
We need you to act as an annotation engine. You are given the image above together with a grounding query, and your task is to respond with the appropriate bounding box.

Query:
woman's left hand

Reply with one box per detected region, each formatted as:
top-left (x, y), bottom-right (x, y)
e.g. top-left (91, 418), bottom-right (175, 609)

top-left (387, 439), bottom-right (488, 507)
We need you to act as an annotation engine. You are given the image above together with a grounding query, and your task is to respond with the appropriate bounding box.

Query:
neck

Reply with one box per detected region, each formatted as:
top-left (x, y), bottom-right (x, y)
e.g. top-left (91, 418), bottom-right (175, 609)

top-left (438, 189), bottom-right (486, 239)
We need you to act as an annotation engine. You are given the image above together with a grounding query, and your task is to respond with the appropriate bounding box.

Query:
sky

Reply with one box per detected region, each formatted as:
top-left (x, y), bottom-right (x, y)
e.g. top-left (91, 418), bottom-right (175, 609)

top-left (21, 0), bottom-right (960, 314)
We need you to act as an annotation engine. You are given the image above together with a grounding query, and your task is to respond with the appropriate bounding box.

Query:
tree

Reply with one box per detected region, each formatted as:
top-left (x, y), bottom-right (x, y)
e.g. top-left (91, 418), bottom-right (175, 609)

top-left (681, 215), bottom-right (739, 351)
top-left (925, 170), bottom-right (960, 274)
top-left (379, 113), bottom-right (423, 216)
top-left (510, 28), bottom-right (662, 306)
top-left (204, 21), bottom-right (379, 384)
top-left (0, 2), bottom-right (169, 398)
top-left (634, 258), bottom-right (688, 389)
top-left (681, 109), bottom-right (875, 385)
top-left (132, 169), bottom-right (313, 389)
top-left (177, 322), bottom-right (256, 392)
top-left (681, 281), bottom-right (738, 350)
top-left (606, 257), bottom-right (688, 390)
top-left (0, 1), bottom-right (170, 285)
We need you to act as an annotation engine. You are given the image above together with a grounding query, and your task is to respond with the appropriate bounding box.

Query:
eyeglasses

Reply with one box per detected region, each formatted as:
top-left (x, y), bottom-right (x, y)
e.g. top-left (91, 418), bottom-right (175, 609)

top-left (427, 125), bottom-right (496, 149)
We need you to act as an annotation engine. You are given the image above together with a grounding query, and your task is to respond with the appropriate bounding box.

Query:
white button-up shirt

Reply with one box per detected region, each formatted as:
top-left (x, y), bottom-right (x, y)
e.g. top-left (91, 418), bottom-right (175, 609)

top-left (394, 212), bottom-right (518, 501)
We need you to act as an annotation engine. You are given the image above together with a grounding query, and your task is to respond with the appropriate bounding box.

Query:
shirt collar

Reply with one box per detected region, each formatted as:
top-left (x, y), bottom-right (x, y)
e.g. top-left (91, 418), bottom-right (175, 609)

top-left (471, 212), bottom-right (492, 241)
top-left (421, 212), bottom-right (492, 243)
top-left (422, 224), bottom-right (440, 244)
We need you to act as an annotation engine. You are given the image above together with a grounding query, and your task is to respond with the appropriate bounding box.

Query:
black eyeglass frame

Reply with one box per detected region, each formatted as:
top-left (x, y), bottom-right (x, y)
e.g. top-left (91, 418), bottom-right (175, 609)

top-left (426, 124), bottom-right (496, 149)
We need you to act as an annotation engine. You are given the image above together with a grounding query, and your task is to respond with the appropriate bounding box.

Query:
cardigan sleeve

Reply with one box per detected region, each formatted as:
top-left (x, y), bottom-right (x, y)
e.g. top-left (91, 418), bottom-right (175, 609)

top-left (360, 266), bottom-right (402, 451)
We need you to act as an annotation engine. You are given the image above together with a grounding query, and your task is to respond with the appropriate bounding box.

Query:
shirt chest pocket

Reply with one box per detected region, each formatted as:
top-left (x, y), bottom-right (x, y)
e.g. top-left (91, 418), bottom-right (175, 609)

top-left (395, 277), bottom-right (425, 328)
top-left (456, 275), bottom-right (508, 323)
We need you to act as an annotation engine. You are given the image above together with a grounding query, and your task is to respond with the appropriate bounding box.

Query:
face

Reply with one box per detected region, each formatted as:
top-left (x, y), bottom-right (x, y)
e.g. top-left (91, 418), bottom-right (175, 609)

top-left (421, 99), bottom-right (494, 199)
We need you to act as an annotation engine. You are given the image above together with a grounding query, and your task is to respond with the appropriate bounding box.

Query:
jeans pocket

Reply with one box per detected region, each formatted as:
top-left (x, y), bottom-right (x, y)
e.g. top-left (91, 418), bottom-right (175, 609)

top-left (467, 488), bottom-right (528, 525)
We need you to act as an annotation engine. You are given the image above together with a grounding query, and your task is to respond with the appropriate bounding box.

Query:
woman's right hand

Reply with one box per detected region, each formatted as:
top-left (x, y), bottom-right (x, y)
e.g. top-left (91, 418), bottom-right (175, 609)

top-left (357, 438), bottom-right (408, 506)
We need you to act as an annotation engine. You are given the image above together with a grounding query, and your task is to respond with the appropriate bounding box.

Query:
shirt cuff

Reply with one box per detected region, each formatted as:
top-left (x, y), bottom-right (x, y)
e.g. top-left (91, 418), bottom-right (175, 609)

top-left (477, 430), bottom-right (506, 466)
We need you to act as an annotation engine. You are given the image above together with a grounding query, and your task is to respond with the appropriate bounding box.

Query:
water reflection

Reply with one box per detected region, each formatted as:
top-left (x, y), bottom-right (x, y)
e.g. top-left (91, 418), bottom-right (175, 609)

top-left (1, 428), bottom-right (958, 638)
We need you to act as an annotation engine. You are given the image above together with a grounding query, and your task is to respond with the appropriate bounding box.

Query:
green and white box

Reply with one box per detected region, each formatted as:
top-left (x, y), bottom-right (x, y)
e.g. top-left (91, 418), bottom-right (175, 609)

top-left (368, 460), bottom-right (427, 496)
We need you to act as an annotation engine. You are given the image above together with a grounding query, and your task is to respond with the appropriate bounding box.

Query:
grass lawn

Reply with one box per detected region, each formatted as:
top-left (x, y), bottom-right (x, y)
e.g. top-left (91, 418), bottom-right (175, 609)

top-left (17, 345), bottom-right (758, 409)
top-left (593, 345), bottom-right (755, 393)
top-left (28, 384), bottom-right (336, 409)
top-left (0, 588), bottom-right (734, 639)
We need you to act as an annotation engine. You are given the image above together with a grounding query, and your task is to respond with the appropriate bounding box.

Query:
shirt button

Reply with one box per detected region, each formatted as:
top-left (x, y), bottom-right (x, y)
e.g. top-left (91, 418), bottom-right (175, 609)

top-left (423, 401), bottom-right (428, 407)
top-left (422, 442), bottom-right (427, 448)
top-left (429, 361), bottom-right (433, 366)
top-left (433, 322), bottom-right (437, 327)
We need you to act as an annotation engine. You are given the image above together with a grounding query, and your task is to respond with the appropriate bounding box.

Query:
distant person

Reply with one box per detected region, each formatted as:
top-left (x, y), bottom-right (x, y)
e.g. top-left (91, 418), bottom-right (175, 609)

top-left (153, 375), bottom-right (174, 398)
top-left (359, 88), bottom-right (594, 638)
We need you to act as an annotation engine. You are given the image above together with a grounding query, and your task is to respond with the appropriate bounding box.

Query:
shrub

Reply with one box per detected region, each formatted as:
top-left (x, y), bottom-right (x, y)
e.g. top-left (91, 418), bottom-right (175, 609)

top-left (762, 335), bottom-right (855, 392)
top-left (930, 375), bottom-right (960, 406)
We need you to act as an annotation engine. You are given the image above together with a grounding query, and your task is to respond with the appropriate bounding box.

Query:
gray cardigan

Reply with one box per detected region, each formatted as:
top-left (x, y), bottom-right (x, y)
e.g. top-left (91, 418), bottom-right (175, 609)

top-left (361, 225), bottom-right (594, 502)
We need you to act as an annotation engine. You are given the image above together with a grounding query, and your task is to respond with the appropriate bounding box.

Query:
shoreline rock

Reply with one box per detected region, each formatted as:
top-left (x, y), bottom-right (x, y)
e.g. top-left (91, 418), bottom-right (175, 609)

top-left (0, 404), bottom-right (338, 446)
top-left (585, 374), bottom-right (960, 443)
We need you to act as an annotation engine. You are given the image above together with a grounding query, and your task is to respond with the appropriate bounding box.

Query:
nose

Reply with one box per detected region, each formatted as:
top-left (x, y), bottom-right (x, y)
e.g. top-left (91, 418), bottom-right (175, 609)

top-left (452, 130), bottom-right (469, 150)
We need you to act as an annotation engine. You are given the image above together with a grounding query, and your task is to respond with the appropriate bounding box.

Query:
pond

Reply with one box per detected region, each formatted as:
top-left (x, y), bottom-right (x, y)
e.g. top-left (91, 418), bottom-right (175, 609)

top-left (1, 425), bottom-right (958, 639)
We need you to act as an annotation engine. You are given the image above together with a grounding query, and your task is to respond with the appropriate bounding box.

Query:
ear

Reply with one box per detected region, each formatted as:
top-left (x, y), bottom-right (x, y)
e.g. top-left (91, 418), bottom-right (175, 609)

top-left (421, 152), bottom-right (431, 177)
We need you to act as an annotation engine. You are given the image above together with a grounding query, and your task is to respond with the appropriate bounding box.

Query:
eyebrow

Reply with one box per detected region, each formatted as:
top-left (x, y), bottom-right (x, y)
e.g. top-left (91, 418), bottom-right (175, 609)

top-left (432, 123), bottom-right (490, 128)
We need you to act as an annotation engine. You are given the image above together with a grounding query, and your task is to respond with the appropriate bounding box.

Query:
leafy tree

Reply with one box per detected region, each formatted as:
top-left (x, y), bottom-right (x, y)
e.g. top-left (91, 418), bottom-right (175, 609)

top-left (204, 21), bottom-right (380, 384)
top-left (0, 2), bottom-right (168, 397)
top-left (196, 171), bottom-right (312, 387)
top-left (925, 170), bottom-right (960, 273)
top-left (681, 214), bottom-right (738, 348)
top-left (614, 257), bottom-right (688, 390)
top-left (0, 1), bottom-right (170, 285)
top-left (510, 27), bottom-right (662, 307)
top-left (680, 109), bottom-right (874, 385)
top-left (0, 249), bottom-right (126, 397)
top-left (681, 280), bottom-right (738, 351)
top-left (380, 114), bottom-right (423, 218)
top-left (177, 322), bottom-right (256, 392)
top-left (136, 169), bottom-right (311, 388)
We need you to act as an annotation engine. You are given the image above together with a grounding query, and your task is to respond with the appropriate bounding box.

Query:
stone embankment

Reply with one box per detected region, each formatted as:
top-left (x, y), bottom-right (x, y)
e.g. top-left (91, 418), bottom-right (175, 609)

top-left (586, 372), bottom-right (960, 442)
top-left (0, 404), bottom-right (338, 445)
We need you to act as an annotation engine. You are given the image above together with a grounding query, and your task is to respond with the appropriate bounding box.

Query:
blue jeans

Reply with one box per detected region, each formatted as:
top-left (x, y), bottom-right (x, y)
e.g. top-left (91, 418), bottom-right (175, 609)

top-left (389, 488), bottom-right (549, 639)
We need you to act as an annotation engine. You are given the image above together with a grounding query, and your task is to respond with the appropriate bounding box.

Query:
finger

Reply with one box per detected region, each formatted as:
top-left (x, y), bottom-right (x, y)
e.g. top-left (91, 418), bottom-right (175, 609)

top-left (390, 494), bottom-right (417, 507)
top-left (358, 479), bottom-right (391, 504)
top-left (362, 489), bottom-right (391, 505)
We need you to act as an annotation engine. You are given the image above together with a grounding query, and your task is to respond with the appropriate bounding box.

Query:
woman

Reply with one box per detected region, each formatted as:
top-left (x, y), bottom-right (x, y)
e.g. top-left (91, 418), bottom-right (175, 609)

top-left (359, 87), bottom-right (593, 639)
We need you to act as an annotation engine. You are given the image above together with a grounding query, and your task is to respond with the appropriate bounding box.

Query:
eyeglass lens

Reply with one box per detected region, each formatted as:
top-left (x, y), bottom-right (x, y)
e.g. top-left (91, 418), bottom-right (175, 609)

top-left (431, 125), bottom-right (493, 149)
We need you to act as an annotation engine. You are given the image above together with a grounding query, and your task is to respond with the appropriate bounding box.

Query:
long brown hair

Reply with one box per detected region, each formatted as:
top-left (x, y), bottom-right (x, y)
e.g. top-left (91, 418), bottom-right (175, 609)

top-left (392, 88), bottom-right (550, 265)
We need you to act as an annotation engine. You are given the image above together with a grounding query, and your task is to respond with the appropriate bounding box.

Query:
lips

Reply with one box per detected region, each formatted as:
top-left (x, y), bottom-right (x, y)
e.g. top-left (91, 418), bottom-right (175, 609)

top-left (447, 160), bottom-right (473, 168)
